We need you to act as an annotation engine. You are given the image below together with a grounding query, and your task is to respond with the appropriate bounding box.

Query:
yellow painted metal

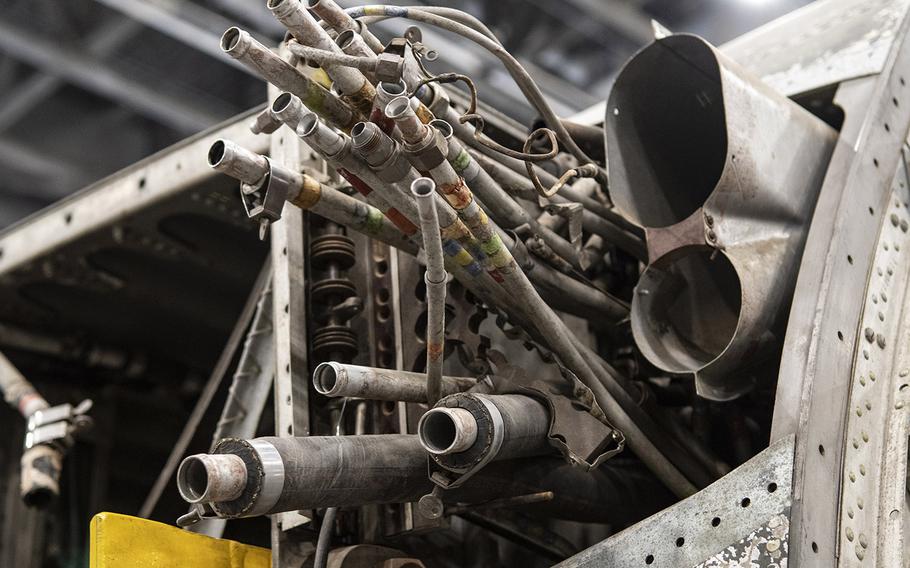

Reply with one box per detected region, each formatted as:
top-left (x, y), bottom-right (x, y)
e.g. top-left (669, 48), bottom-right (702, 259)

top-left (90, 512), bottom-right (271, 568)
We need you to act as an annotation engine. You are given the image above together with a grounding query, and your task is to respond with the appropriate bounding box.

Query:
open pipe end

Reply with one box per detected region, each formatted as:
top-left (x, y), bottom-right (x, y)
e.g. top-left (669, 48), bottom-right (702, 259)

top-left (296, 112), bottom-right (319, 138)
top-left (221, 27), bottom-right (243, 53)
top-left (378, 80), bottom-right (406, 98)
top-left (272, 92), bottom-right (294, 114)
top-left (429, 119), bottom-right (453, 140)
top-left (411, 177), bottom-right (436, 199)
top-left (385, 96), bottom-right (412, 120)
top-left (208, 140), bottom-right (227, 168)
top-left (177, 454), bottom-right (248, 504)
top-left (336, 29), bottom-right (355, 49)
top-left (418, 407), bottom-right (477, 455)
top-left (313, 362), bottom-right (342, 396)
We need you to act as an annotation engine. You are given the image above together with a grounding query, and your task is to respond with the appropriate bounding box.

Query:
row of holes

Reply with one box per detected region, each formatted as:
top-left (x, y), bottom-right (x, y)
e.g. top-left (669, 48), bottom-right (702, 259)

top-left (642, 482), bottom-right (778, 564)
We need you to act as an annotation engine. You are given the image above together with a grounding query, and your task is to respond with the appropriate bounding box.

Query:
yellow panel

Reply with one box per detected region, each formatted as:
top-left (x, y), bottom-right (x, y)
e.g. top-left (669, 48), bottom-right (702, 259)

top-left (90, 512), bottom-right (271, 568)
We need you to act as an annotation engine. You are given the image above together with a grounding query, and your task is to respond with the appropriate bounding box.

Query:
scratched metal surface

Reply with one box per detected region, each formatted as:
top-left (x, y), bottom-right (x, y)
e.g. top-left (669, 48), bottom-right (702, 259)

top-left (722, 0), bottom-right (910, 96)
top-left (556, 436), bottom-right (794, 567)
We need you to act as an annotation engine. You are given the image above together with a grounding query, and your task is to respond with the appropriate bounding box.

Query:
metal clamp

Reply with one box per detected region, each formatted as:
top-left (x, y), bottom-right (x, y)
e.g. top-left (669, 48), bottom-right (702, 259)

top-left (25, 398), bottom-right (92, 449)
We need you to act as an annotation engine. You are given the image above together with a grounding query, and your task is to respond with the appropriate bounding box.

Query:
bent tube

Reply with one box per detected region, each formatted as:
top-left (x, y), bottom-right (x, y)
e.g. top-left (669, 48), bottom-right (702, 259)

top-left (220, 27), bottom-right (355, 130)
top-left (412, 177), bottom-right (447, 404)
top-left (312, 362), bottom-right (475, 402)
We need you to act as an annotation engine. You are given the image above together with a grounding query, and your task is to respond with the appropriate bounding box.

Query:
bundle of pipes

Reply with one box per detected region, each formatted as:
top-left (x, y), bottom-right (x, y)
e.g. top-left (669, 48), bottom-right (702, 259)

top-left (209, 1), bottom-right (731, 500)
top-left (176, 433), bottom-right (672, 524)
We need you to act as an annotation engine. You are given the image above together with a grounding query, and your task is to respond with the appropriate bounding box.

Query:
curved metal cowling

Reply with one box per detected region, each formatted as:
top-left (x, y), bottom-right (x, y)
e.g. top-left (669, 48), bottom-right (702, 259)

top-left (606, 34), bottom-right (837, 400)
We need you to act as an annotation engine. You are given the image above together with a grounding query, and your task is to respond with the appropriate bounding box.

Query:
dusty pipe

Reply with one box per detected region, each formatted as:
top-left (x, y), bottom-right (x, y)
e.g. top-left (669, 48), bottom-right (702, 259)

top-left (276, 100), bottom-right (420, 236)
top-left (209, 140), bottom-right (416, 254)
top-left (420, 407), bottom-right (477, 454)
top-left (0, 350), bottom-right (48, 419)
top-left (220, 27), bottom-right (355, 130)
top-left (179, 433), bottom-right (664, 524)
top-left (606, 34), bottom-right (836, 400)
top-left (435, 119), bottom-right (586, 269)
top-left (208, 139), bottom-right (269, 186)
top-left (313, 362), bottom-right (475, 402)
top-left (308, 0), bottom-right (383, 53)
top-left (336, 28), bottom-right (376, 59)
top-left (412, 177), bottom-right (447, 404)
top-left (420, 394), bottom-right (551, 473)
top-left (268, 0), bottom-right (372, 108)
top-left (177, 454), bottom-right (247, 503)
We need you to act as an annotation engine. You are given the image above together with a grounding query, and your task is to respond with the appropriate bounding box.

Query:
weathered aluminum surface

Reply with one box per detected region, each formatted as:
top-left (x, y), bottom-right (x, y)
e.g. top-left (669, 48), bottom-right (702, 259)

top-left (695, 513), bottom-right (789, 568)
top-left (607, 34), bottom-right (836, 400)
top-left (771, 7), bottom-right (910, 564)
top-left (834, 145), bottom-right (910, 566)
top-left (556, 435), bottom-right (794, 567)
top-left (722, 0), bottom-right (910, 97)
top-left (0, 107), bottom-right (268, 372)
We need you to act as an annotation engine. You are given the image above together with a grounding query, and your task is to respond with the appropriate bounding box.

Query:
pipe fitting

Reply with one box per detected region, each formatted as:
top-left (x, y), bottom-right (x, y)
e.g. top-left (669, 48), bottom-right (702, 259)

top-left (351, 122), bottom-right (413, 183)
top-left (208, 139), bottom-right (269, 187)
top-left (385, 96), bottom-right (426, 142)
top-left (270, 92), bottom-right (307, 131)
top-left (313, 362), bottom-right (475, 402)
top-left (176, 453), bottom-right (248, 504)
top-left (418, 407), bottom-right (478, 455)
top-left (296, 110), bottom-right (347, 157)
top-left (403, 126), bottom-right (449, 172)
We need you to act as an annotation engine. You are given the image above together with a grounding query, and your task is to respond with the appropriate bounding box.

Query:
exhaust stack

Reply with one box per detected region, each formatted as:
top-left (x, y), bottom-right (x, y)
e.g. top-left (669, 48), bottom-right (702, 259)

top-left (606, 34), bottom-right (837, 400)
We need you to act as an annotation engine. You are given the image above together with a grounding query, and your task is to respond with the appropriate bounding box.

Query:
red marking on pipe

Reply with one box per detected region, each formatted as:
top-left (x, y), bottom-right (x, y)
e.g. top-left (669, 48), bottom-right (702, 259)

top-left (338, 169), bottom-right (373, 196)
top-left (387, 208), bottom-right (418, 235)
top-left (369, 108), bottom-right (396, 135)
top-left (489, 269), bottom-right (504, 283)
top-left (427, 342), bottom-right (444, 361)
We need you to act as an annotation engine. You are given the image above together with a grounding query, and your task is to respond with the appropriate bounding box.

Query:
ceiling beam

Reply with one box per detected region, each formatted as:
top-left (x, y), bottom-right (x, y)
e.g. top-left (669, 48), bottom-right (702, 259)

top-left (0, 137), bottom-right (90, 197)
top-left (0, 18), bottom-right (224, 133)
top-left (561, 0), bottom-right (654, 45)
top-left (0, 18), bottom-right (143, 133)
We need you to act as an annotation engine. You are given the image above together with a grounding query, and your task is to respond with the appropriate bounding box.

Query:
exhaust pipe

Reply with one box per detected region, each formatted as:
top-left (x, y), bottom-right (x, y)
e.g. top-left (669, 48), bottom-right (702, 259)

top-left (606, 34), bottom-right (836, 400)
top-left (418, 394), bottom-right (552, 472)
top-left (312, 362), bottom-right (476, 402)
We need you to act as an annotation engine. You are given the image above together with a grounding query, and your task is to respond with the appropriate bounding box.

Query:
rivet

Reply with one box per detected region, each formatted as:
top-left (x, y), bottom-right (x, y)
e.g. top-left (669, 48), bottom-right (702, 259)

top-left (846, 528), bottom-right (855, 541)
top-left (849, 472), bottom-right (856, 482)
top-left (879, 311), bottom-right (885, 321)
top-left (856, 407), bottom-right (864, 417)
top-left (862, 432), bottom-right (869, 442)
top-left (848, 507), bottom-right (855, 518)
top-left (860, 376), bottom-right (867, 386)
top-left (860, 465), bottom-right (866, 476)
top-left (892, 213), bottom-right (900, 226)
top-left (853, 439), bottom-right (860, 449)
top-left (885, 242), bottom-right (890, 251)
top-left (866, 401), bottom-right (873, 410)
top-left (873, 294), bottom-right (880, 304)
top-left (865, 328), bottom-right (876, 342)
top-left (864, 349), bottom-right (870, 360)
top-left (704, 213), bottom-right (714, 227)
top-left (901, 219), bottom-right (908, 232)
top-left (707, 229), bottom-right (717, 241)
top-left (900, 368), bottom-right (909, 377)
top-left (883, 291), bottom-right (889, 302)
top-left (888, 266), bottom-right (894, 275)
top-left (857, 547), bottom-right (865, 561)
top-left (859, 533), bottom-right (868, 548)
top-left (878, 267), bottom-right (884, 276)
top-left (897, 401), bottom-right (905, 410)
top-left (877, 333), bottom-right (887, 348)
top-left (858, 498), bottom-right (865, 510)
top-left (871, 372), bottom-right (877, 381)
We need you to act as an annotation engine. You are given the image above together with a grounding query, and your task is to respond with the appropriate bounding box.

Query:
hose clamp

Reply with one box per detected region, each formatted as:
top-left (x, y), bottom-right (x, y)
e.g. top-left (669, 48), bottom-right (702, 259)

top-left (247, 439), bottom-right (285, 517)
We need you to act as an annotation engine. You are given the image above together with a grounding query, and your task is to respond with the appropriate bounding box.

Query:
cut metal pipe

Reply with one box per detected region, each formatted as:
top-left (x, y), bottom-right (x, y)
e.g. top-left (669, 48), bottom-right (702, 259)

top-left (412, 177), bottom-right (447, 404)
top-left (176, 454), bottom-right (247, 504)
top-left (220, 27), bottom-right (355, 130)
top-left (268, 0), bottom-right (373, 109)
top-left (308, 0), bottom-right (383, 53)
top-left (208, 139), bottom-right (269, 186)
top-left (209, 139), bottom-right (416, 254)
top-left (420, 407), bottom-right (477, 454)
top-left (420, 393), bottom-right (551, 473)
top-left (177, 434), bottom-right (671, 525)
top-left (312, 362), bottom-right (475, 402)
top-left (178, 435), bottom-right (431, 517)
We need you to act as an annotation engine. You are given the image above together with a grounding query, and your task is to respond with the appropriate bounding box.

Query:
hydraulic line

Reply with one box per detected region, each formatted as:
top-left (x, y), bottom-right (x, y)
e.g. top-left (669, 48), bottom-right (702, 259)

top-left (208, 139), bottom-right (416, 254)
top-left (309, 0), bottom-right (383, 53)
top-left (220, 27), bottom-right (355, 130)
top-left (268, 0), bottom-right (375, 115)
top-left (412, 178), bottom-right (448, 404)
top-left (312, 362), bottom-right (475, 402)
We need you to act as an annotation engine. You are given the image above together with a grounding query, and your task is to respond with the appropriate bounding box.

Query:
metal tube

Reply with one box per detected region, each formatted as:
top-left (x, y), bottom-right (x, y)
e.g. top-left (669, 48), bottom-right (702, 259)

top-left (287, 42), bottom-right (376, 75)
top-left (336, 28), bottom-right (375, 59)
top-left (220, 27), bottom-right (355, 130)
top-left (267, 0), bottom-right (370, 99)
top-left (0, 350), bottom-right (48, 419)
top-left (308, 0), bottom-right (383, 53)
top-left (419, 407), bottom-right (477, 454)
top-left (421, 394), bottom-right (551, 472)
top-left (412, 177), bottom-right (447, 404)
top-left (312, 362), bottom-right (475, 402)
top-left (208, 139), bottom-right (269, 186)
top-left (176, 454), bottom-right (247, 503)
